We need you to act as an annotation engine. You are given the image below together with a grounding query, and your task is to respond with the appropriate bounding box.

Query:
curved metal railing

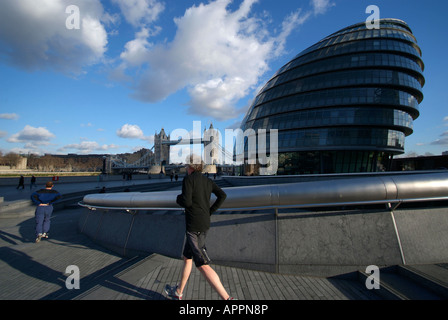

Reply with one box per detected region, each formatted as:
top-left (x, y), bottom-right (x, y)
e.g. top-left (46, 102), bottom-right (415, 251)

top-left (78, 171), bottom-right (448, 212)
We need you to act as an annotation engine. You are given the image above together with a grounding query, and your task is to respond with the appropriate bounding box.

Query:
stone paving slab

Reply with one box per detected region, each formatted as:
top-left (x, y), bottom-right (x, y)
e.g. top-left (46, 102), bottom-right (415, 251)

top-left (0, 207), bottom-right (128, 300)
top-left (78, 253), bottom-right (377, 300)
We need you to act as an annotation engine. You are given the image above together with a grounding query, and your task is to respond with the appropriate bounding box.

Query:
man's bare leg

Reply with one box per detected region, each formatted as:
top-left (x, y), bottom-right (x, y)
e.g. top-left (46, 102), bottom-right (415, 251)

top-left (177, 256), bottom-right (193, 295)
top-left (198, 264), bottom-right (230, 300)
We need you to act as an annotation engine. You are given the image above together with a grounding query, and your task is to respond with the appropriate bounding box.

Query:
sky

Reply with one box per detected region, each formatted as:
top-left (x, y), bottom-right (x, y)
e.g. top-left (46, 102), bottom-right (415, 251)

top-left (0, 0), bottom-right (447, 158)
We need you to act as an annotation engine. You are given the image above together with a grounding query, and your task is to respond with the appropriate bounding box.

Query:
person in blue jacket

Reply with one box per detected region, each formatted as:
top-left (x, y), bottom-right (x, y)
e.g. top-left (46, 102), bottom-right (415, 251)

top-left (31, 181), bottom-right (62, 243)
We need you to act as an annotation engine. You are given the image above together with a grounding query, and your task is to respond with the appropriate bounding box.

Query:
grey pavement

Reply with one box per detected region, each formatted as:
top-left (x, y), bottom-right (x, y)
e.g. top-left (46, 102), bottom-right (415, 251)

top-left (0, 206), bottom-right (379, 301)
top-left (0, 175), bottom-right (381, 301)
top-left (0, 175), bottom-right (176, 202)
top-left (0, 176), bottom-right (447, 304)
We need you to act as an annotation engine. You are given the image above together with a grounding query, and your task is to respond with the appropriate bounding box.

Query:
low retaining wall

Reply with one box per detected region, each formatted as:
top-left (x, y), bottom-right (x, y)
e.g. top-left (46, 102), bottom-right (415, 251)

top-left (78, 205), bottom-right (448, 277)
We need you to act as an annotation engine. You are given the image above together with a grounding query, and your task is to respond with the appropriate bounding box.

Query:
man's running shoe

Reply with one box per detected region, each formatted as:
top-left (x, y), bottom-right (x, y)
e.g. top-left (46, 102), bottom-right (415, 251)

top-left (164, 284), bottom-right (183, 300)
top-left (35, 234), bottom-right (42, 243)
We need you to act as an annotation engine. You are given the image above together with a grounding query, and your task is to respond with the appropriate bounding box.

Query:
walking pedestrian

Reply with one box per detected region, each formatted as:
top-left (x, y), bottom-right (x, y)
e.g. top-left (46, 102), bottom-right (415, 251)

top-left (31, 181), bottom-right (62, 243)
top-left (165, 155), bottom-right (234, 300)
top-left (30, 175), bottom-right (36, 189)
top-left (16, 175), bottom-right (25, 189)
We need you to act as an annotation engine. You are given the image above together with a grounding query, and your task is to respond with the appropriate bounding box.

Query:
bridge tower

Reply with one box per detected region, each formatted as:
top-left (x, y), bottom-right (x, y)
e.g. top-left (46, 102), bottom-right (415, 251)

top-left (203, 123), bottom-right (220, 165)
top-left (154, 128), bottom-right (170, 165)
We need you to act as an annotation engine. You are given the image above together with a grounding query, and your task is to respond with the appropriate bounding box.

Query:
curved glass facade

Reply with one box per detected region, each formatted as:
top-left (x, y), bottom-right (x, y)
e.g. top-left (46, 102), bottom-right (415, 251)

top-left (239, 19), bottom-right (424, 175)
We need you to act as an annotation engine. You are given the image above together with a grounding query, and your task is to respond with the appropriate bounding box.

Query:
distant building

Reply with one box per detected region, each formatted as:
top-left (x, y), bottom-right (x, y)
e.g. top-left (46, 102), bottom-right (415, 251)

top-left (238, 19), bottom-right (425, 175)
top-left (391, 155), bottom-right (448, 171)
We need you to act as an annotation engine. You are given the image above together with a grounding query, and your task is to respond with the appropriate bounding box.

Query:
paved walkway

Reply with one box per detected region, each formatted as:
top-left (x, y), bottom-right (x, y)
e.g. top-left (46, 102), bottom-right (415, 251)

top-left (0, 175), bottom-right (174, 202)
top-left (1, 176), bottom-right (446, 315)
top-left (0, 205), bottom-right (380, 301)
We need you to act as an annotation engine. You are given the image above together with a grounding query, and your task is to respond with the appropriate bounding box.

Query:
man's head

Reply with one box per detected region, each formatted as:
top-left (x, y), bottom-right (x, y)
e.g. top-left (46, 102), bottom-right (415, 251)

top-left (45, 181), bottom-right (54, 188)
top-left (186, 154), bottom-right (203, 174)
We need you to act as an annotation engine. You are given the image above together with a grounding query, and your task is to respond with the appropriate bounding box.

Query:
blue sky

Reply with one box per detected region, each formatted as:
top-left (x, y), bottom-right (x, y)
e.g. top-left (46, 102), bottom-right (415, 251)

top-left (0, 0), bottom-right (447, 157)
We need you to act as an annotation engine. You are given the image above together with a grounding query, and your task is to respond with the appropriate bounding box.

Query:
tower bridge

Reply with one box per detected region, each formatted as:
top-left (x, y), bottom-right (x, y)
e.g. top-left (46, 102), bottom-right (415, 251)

top-left (107, 125), bottom-right (233, 173)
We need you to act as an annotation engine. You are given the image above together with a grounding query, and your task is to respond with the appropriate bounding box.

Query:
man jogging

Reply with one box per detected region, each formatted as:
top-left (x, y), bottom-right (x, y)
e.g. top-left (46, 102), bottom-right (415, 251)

top-left (31, 181), bottom-right (62, 243)
top-left (165, 155), bottom-right (234, 300)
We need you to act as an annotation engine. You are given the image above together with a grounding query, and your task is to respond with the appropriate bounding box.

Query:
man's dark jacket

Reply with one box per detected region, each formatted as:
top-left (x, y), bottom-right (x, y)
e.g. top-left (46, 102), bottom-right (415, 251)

top-left (176, 171), bottom-right (227, 232)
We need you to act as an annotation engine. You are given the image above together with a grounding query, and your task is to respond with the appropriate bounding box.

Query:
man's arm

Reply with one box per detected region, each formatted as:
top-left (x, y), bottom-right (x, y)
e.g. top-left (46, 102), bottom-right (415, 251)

top-left (210, 182), bottom-right (226, 214)
top-left (31, 191), bottom-right (42, 205)
top-left (176, 177), bottom-right (193, 208)
top-left (49, 191), bottom-right (62, 204)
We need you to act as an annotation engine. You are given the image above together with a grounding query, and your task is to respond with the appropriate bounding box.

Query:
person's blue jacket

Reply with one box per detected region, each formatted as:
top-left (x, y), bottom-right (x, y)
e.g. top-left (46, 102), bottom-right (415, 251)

top-left (31, 188), bottom-right (62, 205)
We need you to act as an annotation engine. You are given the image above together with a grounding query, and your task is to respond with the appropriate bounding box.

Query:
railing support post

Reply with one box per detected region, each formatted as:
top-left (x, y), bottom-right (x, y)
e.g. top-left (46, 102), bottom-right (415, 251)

top-left (275, 207), bottom-right (279, 274)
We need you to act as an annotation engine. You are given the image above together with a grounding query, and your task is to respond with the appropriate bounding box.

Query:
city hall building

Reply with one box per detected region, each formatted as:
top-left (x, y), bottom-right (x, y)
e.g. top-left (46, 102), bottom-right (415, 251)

top-left (239, 19), bottom-right (425, 175)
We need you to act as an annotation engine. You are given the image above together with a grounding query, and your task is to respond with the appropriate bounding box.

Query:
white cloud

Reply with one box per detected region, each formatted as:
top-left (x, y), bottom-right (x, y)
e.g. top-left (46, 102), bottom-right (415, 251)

top-left (7, 125), bottom-right (56, 145)
top-left (116, 124), bottom-right (153, 142)
top-left (118, 0), bottom-right (308, 121)
top-left (429, 118), bottom-right (448, 145)
top-left (112, 0), bottom-right (164, 27)
top-left (431, 131), bottom-right (448, 146)
top-left (188, 77), bottom-right (249, 119)
top-left (120, 28), bottom-right (154, 66)
top-left (0, 113), bottom-right (19, 120)
top-left (116, 124), bottom-right (145, 139)
top-left (0, 0), bottom-right (108, 74)
top-left (310, 0), bottom-right (335, 15)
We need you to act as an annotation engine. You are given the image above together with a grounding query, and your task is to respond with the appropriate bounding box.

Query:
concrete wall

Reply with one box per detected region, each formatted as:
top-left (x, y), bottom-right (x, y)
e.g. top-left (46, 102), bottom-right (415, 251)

top-left (78, 209), bottom-right (185, 257)
top-left (393, 207), bottom-right (448, 264)
top-left (78, 205), bottom-right (448, 277)
top-left (276, 210), bottom-right (404, 276)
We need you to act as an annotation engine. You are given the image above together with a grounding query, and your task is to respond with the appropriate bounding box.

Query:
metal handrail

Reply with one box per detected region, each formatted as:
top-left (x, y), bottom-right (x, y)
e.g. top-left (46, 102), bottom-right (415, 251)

top-left (78, 195), bottom-right (448, 213)
top-left (78, 171), bottom-right (448, 213)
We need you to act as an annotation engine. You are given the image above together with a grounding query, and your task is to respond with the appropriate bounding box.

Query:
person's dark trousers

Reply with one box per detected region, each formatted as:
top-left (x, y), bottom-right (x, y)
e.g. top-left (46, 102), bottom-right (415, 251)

top-left (35, 205), bottom-right (53, 237)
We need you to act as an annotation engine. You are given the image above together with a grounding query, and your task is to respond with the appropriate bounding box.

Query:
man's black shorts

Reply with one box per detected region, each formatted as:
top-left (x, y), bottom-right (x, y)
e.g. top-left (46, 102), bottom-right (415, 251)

top-left (183, 231), bottom-right (211, 267)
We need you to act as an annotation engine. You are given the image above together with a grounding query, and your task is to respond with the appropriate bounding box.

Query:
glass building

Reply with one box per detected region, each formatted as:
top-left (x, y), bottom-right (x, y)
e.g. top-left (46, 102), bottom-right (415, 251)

top-left (239, 19), bottom-right (425, 175)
